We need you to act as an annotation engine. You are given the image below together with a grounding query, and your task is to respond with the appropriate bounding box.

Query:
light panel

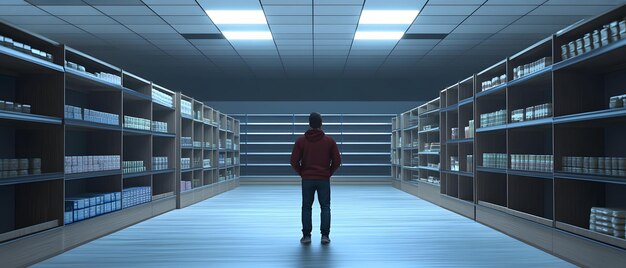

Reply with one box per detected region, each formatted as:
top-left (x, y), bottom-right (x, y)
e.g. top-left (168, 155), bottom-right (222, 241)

top-left (358, 10), bottom-right (420, 25)
top-left (205, 10), bottom-right (268, 24)
top-left (354, 31), bottom-right (405, 40)
top-left (222, 31), bottom-right (273, 40)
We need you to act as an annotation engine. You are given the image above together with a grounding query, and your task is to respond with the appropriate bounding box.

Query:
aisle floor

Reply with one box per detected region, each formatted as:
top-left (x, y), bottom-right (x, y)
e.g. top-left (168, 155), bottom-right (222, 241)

top-left (36, 185), bottom-right (573, 267)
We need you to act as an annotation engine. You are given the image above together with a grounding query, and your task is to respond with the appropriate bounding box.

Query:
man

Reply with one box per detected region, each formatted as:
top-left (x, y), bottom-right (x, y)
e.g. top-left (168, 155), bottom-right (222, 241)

top-left (290, 112), bottom-right (341, 245)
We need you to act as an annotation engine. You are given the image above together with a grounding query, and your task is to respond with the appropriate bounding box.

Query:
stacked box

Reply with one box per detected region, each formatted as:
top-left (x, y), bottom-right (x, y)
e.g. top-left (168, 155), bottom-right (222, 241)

top-left (480, 109), bottom-right (507, 128)
top-left (590, 207), bottom-right (626, 238)
top-left (193, 141), bottom-right (202, 147)
top-left (94, 72), bottom-right (121, 85)
top-left (64, 105), bottom-right (82, 119)
top-left (203, 159), bottom-right (211, 168)
top-left (451, 128), bottom-right (459, 140)
top-left (219, 154), bottom-right (225, 166)
top-left (124, 115), bottom-right (150, 131)
top-left (512, 57), bottom-right (553, 80)
top-left (152, 157), bottom-right (168, 170)
top-left (609, 93), bottom-right (626, 109)
top-left (181, 137), bottom-right (193, 147)
top-left (0, 158), bottom-right (42, 178)
top-left (152, 88), bottom-right (173, 108)
top-left (64, 192), bottom-right (122, 224)
top-left (467, 155), bottom-right (474, 172)
top-left (64, 155), bottom-right (120, 174)
top-left (123, 160), bottom-right (146, 174)
top-left (84, 108), bottom-right (119, 125)
top-left (151, 121), bottom-right (168, 133)
top-left (0, 99), bottom-right (31, 114)
top-left (561, 18), bottom-right (626, 60)
top-left (464, 120), bottom-right (474, 138)
top-left (511, 154), bottom-right (554, 172)
top-left (450, 156), bottom-right (459, 171)
top-left (180, 180), bottom-right (192, 192)
top-left (122, 186), bottom-right (152, 208)
top-left (0, 33), bottom-right (53, 61)
top-left (483, 153), bottom-right (507, 169)
top-left (481, 74), bottom-right (507, 92)
top-left (562, 156), bottom-right (626, 176)
top-left (181, 158), bottom-right (191, 169)
top-left (181, 100), bottom-right (192, 118)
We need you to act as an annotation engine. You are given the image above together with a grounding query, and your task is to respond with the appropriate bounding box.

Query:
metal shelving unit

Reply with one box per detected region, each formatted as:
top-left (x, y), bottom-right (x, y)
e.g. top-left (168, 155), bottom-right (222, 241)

top-left (235, 114), bottom-right (393, 180)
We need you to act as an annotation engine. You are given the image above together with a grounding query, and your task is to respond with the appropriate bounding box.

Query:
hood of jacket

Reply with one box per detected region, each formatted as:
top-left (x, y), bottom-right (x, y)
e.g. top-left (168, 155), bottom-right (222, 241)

top-left (305, 128), bottom-right (325, 142)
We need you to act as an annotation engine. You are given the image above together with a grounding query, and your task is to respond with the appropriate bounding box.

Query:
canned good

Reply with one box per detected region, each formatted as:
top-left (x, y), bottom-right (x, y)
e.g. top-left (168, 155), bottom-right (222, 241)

top-left (561, 44), bottom-right (569, 60)
top-left (18, 170), bottom-right (28, 176)
top-left (592, 30), bottom-right (601, 48)
top-left (8, 170), bottom-right (17, 177)
top-left (601, 26), bottom-right (610, 46)
top-left (18, 158), bottom-right (28, 170)
top-left (9, 159), bottom-right (18, 171)
top-left (610, 21), bottom-right (620, 42)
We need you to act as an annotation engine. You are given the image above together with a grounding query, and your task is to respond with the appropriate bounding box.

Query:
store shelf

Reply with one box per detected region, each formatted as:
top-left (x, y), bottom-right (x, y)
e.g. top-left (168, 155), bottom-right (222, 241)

top-left (476, 166), bottom-right (508, 175)
top-left (0, 110), bottom-right (62, 125)
top-left (0, 44), bottom-right (63, 73)
top-left (553, 37), bottom-right (626, 72)
top-left (507, 169), bottom-right (553, 180)
top-left (122, 87), bottom-right (151, 102)
top-left (446, 138), bottom-right (474, 144)
top-left (0, 172), bottom-right (64, 186)
top-left (123, 170), bottom-right (152, 179)
top-left (123, 128), bottom-right (153, 136)
top-left (476, 124), bottom-right (507, 133)
top-left (553, 108), bottom-right (626, 124)
top-left (65, 68), bottom-right (122, 92)
top-left (418, 166), bottom-right (440, 172)
top-left (65, 119), bottom-right (121, 131)
top-left (418, 128), bottom-right (439, 134)
top-left (507, 118), bottom-right (553, 129)
top-left (152, 168), bottom-right (175, 175)
top-left (507, 66), bottom-right (553, 87)
top-left (554, 172), bottom-right (626, 185)
top-left (65, 169), bottom-right (122, 180)
top-left (476, 83), bottom-right (507, 98)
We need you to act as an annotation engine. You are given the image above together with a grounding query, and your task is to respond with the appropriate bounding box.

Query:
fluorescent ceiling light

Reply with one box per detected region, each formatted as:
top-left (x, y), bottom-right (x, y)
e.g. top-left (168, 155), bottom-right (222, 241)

top-left (222, 31), bottom-right (273, 40)
top-left (359, 10), bottom-right (420, 24)
top-left (206, 10), bottom-right (268, 24)
top-left (354, 31), bottom-right (405, 40)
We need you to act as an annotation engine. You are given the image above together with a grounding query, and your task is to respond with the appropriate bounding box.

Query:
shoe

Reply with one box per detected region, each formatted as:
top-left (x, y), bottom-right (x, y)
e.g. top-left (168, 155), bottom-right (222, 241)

top-left (300, 235), bottom-right (311, 244)
top-left (321, 235), bottom-right (330, 244)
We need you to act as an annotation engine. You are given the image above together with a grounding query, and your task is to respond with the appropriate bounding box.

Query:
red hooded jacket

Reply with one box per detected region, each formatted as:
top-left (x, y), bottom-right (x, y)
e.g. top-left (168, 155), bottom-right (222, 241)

top-left (290, 128), bottom-right (341, 180)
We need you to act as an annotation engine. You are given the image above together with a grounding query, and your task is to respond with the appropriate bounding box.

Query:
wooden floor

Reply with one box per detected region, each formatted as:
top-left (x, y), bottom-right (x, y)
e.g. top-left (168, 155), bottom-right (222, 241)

top-left (36, 185), bottom-right (573, 267)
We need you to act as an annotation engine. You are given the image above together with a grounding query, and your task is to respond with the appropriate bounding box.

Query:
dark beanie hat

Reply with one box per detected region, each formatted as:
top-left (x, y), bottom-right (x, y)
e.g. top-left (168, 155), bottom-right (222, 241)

top-left (309, 112), bottom-right (322, 129)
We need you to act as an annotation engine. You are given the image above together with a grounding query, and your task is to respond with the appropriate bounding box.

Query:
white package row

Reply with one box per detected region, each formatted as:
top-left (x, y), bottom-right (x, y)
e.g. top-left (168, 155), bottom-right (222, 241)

top-left (65, 155), bottom-right (120, 174)
top-left (124, 115), bottom-right (150, 131)
top-left (152, 88), bottom-right (173, 108)
top-left (510, 154), bottom-right (554, 172)
top-left (0, 34), bottom-right (53, 62)
top-left (512, 57), bottom-right (553, 80)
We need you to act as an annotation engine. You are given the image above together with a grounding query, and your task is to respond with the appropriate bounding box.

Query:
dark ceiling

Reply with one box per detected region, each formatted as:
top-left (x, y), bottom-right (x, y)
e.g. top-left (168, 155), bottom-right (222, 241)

top-left (1, 0), bottom-right (624, 100)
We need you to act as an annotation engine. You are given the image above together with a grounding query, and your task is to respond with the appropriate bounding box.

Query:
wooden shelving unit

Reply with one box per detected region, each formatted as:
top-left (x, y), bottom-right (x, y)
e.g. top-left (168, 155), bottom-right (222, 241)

top-left (176, 95), bottom-right (240, 208)
top-left (0, 21), bottom-right (240, 267)
top-left (392, 4), bottom-right (626, 266)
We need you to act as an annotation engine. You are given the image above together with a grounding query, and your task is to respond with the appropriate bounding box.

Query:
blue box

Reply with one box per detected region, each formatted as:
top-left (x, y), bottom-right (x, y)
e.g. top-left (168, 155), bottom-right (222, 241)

top-left (76, 209), bottom-right (84, 221)
top-left (104, 202), bottom-right (112, 213)
top-left (64, 212), bottom-right (73, 224)
top-left (89, 206), bottom-right (96, 218)
top-left (114, 192), bottom-right (121, 201)
top-left (103, 193), bottom-right (113, 203)
top-left (66, 198), bottom-right (85, 210)
top-left (96, 204), bottom-right (103, 215)
top-left (115, 200), bottom-right (121, 210)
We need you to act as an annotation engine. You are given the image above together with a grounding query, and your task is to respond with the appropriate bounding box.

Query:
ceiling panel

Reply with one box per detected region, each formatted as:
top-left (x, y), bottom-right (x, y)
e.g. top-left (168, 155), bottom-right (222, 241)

top-left (0, 0), bottom-right (622, 83)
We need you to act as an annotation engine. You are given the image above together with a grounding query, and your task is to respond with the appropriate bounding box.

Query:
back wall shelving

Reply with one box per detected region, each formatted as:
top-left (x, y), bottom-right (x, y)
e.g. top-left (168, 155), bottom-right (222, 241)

top-left (235, 113), bottom-right (393, 182)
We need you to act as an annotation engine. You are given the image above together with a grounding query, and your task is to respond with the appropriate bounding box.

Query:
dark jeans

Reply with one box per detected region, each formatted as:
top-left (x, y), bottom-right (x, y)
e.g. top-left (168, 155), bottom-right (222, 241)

top-left (301, 179), bottom-right (331, 236)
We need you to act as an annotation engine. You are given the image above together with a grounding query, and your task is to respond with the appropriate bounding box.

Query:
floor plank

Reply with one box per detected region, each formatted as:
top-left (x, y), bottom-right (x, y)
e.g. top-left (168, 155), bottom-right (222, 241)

top-left (36, 185), bottom-right (573, 268)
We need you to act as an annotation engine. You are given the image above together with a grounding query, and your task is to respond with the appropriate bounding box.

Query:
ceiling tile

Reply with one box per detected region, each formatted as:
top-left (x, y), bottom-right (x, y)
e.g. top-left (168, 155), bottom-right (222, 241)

top-left (463, 15), bottom-right (521, 25)
top-left (428, 0), bottom-right (484, 4)
top-left (267, 16), bottom-right (312, 25)
top-left (413, 15), bottom-right (467, 25)
top-left (485, 0), bottom-right (545, 4)
top-left (314, 0), bottom-right (364, 4)
top-left (544, 0), bottom-right (626, 5)
top-left (453, 24), bottom-right (507, 34)
top-left (0, 15), bottom-right (67, 25)
top-left (314, 25), bottom-right (356, 33)
top-left (150, 5), bottom-right (206, 16)
top-left (500, 24), bottom-right (568, 34)
top-left (127, 24), bottom-right (177, 34)
top-left (94, 5), bottom-right (155, 15)
top-left (77, 24), bottom-right (133, 34)
top-left (474, 5), bottom-right (537, 16)
top-left (264, 6), bottom-right (312, 16)
top-left (38, 5), bottom-right (102, 15)
top-left (420, 5), bottom-right (479, 16)
top-left (161, 15), bottom-right (212, 25)
top-left (143, 0), bottom-right (199, 5)
top-left (314, 15), bottom-right (359, 25)
top-left (271, 25), bottom-right (312, 34)
top-left (111, 16), bottom-right (167, 25)
top-left (314, 5), bottom-right (362, 15)
top-left (529, 5), bottom-right (615, 16)
top-left (171, 24), bottom-right (220, 34)
top-left (21, 24), bottom-right (84, 34)
top-left (407, 24), bottom-right (456, 34)
top-left (514, 15), bottom-right (585, 25)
